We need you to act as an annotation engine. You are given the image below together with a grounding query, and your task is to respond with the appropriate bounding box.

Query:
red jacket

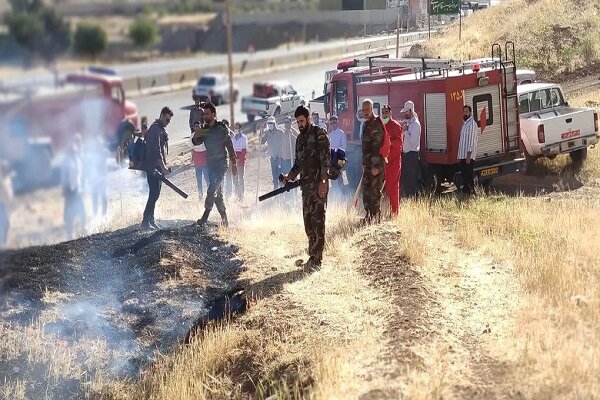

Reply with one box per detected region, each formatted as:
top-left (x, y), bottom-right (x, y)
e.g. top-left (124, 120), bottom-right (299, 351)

top-left (385, 119), bottom-right (403, 163)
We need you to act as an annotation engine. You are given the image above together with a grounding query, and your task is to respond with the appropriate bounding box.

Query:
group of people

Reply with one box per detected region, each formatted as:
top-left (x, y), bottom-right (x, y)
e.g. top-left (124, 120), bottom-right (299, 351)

top-left (138, 94), bottom-right (479, 272)
top-left (283, 99), bottom-right (480, 269)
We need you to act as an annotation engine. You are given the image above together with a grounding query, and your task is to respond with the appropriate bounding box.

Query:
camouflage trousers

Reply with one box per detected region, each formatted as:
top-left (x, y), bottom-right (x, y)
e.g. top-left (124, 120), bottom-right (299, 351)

top-left (362, 166), bottom-right (385, 223)
top-left (301, 186), bottom-right (327, 264)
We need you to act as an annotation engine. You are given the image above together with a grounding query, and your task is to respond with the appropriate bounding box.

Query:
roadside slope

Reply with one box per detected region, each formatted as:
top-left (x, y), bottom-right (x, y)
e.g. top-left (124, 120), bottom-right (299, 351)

top-left (414, 0), bottom-right (600, 79)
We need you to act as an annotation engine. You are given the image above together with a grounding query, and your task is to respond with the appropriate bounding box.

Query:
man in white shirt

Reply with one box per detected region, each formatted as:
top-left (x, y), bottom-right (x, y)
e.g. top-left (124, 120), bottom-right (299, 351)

top-left (400, 100), bottom-right (421, 197)
top-left (312, 112), bottom-right (328, 130)
top-left (457, 105), bottom-right (479, 195)
top-left (232, 122), bottom-right (248, 201)
top-left (328, 115), bottom-right (346, 150)
top-left (328, 115), bottom-right (347, 198)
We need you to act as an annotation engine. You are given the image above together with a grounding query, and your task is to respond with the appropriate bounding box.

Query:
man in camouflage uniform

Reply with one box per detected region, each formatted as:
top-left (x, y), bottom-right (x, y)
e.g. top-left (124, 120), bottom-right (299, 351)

top-left (192, 102), bottom-right (237, 227)
top-left (282, 105), bottom-right (331, 269)
top-left (361, 99), bottom-right (390, 224)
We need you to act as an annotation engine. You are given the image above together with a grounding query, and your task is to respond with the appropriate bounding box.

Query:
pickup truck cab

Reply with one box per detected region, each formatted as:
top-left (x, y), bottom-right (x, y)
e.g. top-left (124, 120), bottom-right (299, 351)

top-left (518, 83), bottom-right (599, 169)
top-left (241, 81), bottom-right (306, 122)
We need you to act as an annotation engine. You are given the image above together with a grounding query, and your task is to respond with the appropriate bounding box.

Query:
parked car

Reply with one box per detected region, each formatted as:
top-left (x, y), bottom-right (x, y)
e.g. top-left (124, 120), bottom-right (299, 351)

top-left (192, 73), bottom-right (239, 105)
top-left (517, 69), bottom-right (537, 85)
top-left (518, 83), bottom-right (599, 170)
top-left (241, 81), bottom-right (306, 122)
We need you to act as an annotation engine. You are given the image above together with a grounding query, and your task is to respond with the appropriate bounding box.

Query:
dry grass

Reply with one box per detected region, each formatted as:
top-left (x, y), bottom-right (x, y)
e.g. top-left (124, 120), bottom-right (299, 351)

top-left (94, 203), bottom-right (392, 399)
top-left (416, 0), bottom-right (600, 78)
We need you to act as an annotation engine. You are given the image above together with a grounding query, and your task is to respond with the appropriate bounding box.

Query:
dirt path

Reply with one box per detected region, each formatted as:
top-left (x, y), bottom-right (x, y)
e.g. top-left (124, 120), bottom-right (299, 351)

top-left (356, 224), bottom-right (522, 399)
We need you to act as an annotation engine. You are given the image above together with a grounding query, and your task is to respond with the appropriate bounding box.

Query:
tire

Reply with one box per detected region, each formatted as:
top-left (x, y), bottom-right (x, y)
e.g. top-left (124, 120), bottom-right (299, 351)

top-left (233, 91), bottom-right (239, 103)
top-left (273, 107), bottom-right (281, 116)
top-left (247, 114), bottom-right (255, 123)
top-left (570, 148), bottom-right (587, 170)
top-left (213, 96), bottom-right (222, 106)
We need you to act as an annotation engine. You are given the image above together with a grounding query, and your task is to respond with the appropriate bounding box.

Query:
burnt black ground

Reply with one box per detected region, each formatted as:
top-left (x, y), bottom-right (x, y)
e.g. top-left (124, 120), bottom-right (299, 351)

top-left (0, 220), bottom-right (243, 399)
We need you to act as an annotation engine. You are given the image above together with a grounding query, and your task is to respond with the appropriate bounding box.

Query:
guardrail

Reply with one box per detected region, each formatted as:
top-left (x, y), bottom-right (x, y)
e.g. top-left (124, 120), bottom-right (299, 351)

top-left (125, 31), bottom-right (430, 98)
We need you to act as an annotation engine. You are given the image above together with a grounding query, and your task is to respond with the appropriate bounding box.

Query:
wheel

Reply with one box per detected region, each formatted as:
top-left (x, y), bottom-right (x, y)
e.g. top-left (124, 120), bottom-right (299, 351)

top-left (247, 114), bottom-right (256, 123)
top-left (570, 148), bottom-right (587, 170)
top-left (273, 107), bottom-right (281, 116)
top-left (233, 91), bottom-right (239, 103)
top-left (212, 95), bottom-right (222, 106)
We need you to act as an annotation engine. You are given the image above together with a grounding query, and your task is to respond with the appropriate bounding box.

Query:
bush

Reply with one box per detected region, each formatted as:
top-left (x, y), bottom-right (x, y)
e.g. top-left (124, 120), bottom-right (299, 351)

top-left (129, 17), bottom-right (158, 48)
top-left (73, 23), bottom-right (107, 60)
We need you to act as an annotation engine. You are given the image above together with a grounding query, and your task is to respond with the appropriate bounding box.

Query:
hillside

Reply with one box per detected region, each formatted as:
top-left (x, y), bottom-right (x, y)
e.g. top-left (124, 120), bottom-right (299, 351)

top-left (414, 0), bottom-right (600, 79)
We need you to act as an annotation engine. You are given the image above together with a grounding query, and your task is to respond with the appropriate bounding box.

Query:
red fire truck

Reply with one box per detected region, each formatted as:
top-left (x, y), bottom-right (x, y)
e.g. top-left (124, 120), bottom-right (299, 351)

top-left (0, 72), bottom-right (140, 193)
top-left (324, 43), bottom-right (525, 192)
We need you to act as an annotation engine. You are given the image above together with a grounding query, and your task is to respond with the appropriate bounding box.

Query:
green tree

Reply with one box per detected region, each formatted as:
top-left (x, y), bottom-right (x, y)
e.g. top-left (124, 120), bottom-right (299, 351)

top-left (74, 23), bottom-right (108, 60)
top-left (129, 17), bottom-right (158, 48)
top-left (5, 0), bottom-right (71, 65)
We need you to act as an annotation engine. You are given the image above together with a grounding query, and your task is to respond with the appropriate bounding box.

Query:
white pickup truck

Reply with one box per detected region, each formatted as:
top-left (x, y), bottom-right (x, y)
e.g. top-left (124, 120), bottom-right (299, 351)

top-left (241, 81), bottom-right (306, 122)
top-left (518, 83), bottom-right (599, 169)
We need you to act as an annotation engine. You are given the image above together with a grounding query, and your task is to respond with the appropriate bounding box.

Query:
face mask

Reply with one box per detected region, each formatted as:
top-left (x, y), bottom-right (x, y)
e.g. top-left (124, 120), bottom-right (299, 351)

top-left (463, 115), bottom-right (470, 121)
top-left (382, 117), bottom-right (390, 124)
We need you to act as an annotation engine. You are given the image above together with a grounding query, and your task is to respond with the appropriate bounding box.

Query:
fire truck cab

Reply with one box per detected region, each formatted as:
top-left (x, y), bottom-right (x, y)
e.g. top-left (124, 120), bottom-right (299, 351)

top-left (326, 43), bottom-right (525, 192)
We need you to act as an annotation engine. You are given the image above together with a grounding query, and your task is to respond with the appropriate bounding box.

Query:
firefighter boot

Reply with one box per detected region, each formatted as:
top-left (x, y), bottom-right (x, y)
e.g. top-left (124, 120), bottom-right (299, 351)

top-left (197, 209), bottom-right (211, 226)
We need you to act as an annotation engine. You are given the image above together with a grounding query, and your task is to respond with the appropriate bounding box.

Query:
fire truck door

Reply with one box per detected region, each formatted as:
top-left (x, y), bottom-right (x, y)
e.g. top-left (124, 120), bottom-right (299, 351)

top-left (464, 85), bottom-right (503, 158)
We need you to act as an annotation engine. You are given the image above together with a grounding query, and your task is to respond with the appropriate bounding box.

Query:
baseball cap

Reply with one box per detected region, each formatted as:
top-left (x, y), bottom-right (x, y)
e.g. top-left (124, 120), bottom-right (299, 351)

top-left (266, 116), bottom-right (276, 124)
top-left (284, 116), bottom-right (292, 123)
top-left (329, 115), bottom-right (338, 122)
top-left (401, 101), bottom-right (415, 113)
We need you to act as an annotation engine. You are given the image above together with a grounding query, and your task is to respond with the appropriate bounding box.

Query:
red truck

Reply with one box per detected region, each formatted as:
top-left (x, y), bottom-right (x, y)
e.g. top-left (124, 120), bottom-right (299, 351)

top-left (321, 43), bottom-right (525, 193)
top-left (0, 71), bottom-right (139, 193)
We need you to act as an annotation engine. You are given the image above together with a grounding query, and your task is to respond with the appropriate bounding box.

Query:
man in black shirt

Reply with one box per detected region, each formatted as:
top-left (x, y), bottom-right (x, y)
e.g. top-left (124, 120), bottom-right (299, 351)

top-left (141, 106), bottom-right (172, 230)
top-left (192, 103), bottom-right (237, 227)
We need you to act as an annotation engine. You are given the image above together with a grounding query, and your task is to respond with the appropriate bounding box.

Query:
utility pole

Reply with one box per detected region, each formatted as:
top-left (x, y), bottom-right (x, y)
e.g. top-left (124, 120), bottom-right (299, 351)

top-left (395, 8), bottom-right (401, 58)
top-left (363, 0), bottom-right (367, 37)
top-left (225, 0), bottom-right (235, 126)
top-left (428, 0), bottom-right (431, 39)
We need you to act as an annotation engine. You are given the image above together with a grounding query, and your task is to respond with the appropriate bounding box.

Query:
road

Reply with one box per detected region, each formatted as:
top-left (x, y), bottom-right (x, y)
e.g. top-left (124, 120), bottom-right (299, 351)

top-left (1, 33), bottom-right (406, 89)
top-left (134, 49), bottom-right (396, 148)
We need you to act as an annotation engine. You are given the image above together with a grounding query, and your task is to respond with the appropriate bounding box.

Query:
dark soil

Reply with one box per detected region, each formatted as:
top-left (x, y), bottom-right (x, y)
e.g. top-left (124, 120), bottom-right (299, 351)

top-left (0, 220), bottom-right (243, 399)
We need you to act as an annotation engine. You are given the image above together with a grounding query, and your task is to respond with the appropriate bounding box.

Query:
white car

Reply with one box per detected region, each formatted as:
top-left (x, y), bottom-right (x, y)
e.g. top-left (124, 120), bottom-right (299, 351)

top-left (241, 81), bottom-right (306, 122)
top-left (518, 83), bottom-right (599, 169)
top-left (192, 73), bottom-right (239, 105)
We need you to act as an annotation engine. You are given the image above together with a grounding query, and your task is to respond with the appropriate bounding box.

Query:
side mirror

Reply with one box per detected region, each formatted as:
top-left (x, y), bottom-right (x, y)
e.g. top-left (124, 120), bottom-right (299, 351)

top-left (324, 91), bottom-right (330, 114)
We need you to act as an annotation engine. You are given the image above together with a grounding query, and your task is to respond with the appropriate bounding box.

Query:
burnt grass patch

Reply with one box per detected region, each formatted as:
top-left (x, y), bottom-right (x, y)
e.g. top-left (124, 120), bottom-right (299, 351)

top-left (0, 220), bottom-right (244, 399)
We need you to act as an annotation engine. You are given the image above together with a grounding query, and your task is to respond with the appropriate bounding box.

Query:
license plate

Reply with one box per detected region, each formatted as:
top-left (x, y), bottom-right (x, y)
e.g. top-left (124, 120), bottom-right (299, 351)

top-left (480, 167), bottom-right (499, 177)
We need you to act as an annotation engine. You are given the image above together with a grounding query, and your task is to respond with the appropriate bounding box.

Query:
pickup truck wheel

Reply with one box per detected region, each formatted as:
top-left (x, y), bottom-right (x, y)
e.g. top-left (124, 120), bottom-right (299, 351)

top-left (247, 114), bottom-right (255, 123)
top-left (570, 148), bottom-right (587, 170)
top-left (212, 96), bottom-right (222, 106)
top-left (274, 107), bottom-right (281, 116)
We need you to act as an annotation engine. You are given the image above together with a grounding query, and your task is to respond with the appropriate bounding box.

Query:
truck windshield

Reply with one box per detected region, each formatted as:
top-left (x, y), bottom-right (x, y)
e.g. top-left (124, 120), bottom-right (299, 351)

top-left (519, 87), bottom-right (566, 113)
top-left (198, 77), bottom-right (216, 86)
top-left (333, 80), bottom-right (349, 115)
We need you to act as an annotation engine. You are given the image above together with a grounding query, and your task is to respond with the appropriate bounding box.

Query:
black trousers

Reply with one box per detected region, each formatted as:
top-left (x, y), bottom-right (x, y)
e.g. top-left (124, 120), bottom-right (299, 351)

top-left (460, 159), bottom-right (475, 194)
top-left (401, 151), bottom-right (419, 198)
top-left (143, 172), bottom-right (162, 224)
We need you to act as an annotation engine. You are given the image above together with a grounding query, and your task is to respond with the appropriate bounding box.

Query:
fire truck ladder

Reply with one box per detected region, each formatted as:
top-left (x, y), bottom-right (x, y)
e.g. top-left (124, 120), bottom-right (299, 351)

top-left (493, 42), bottom-right (520, 152)
top-left (355, 57), bottom-right (502, 79)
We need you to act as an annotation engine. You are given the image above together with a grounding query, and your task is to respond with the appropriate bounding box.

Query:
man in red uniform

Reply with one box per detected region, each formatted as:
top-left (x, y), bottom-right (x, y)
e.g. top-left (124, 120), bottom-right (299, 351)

top-left (382, 105), bottom-right (403, 215)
